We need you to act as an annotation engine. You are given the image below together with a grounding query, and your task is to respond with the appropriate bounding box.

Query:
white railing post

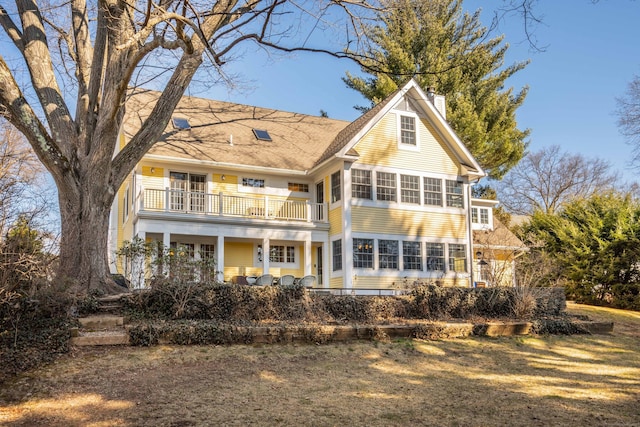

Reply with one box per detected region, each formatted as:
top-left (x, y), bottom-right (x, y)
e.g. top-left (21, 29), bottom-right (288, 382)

top-left (264, 196), bottom-right (269, 219)
top-left (165, 187), bottom-right (170, 212)
top-left (219, 192), bottom-right (223, 216)
top-left (306, 201), bottom-right (312, 222)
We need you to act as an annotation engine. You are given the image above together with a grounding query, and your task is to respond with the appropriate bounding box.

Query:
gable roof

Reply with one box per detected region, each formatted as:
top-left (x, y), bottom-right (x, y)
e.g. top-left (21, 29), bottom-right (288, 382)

top-left (315, 79), bottom-right (485, 179)
top-left (122, 80), bottom-right (485, 179)
top-left (122, 89), bottom-right (349, 172)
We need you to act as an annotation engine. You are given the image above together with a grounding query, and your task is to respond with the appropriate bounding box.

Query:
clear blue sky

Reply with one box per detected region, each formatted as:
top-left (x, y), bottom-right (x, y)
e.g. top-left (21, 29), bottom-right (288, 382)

top-left (198, 0), bottom-right (640, 184)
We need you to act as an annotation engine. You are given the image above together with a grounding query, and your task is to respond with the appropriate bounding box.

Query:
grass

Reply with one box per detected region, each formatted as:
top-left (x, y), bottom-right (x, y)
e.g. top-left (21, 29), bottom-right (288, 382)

top-left (1, 302), bottom-right (639, 426)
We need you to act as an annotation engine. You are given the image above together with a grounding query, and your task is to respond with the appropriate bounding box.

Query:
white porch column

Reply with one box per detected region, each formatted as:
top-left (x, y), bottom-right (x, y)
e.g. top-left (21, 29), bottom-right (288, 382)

top-left (262, 238), bottom-right (270, 274)
top-left (304, 239), bottom-right (312, 276)
top-left (217, 234), bottom-right (225, 283)
top-left (322, 241), bottom-right (330, 288)
top-left (162, 232), bottom-right (171, 276)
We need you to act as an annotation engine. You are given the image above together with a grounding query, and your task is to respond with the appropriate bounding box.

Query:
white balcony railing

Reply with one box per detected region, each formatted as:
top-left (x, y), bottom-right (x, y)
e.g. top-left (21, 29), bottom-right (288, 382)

top-left (138, 188), bottom-right (327, 223)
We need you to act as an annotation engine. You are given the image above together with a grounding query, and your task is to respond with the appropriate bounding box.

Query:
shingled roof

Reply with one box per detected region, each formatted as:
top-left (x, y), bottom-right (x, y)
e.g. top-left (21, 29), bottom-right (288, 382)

top-left (473, 218), bottom-right (527, 251)
top-left (122, 89), bottom-right (350, 172)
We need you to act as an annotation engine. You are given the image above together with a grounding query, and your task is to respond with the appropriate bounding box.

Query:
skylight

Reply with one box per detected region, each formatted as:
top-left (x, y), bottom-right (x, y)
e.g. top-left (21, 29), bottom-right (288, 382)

top-left (252, 129), bottom-right (272, 141)
top-left (172, 117), bottom-right (191, 130)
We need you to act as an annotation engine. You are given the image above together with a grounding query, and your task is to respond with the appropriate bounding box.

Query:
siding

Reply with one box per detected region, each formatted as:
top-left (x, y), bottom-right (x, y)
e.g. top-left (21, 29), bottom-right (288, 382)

top-left (355, 113), bottom-right (460, 175)
top-left (351, 206), bottom-right (466, 239)
top-left (329, 206), bottom-right (342, 234)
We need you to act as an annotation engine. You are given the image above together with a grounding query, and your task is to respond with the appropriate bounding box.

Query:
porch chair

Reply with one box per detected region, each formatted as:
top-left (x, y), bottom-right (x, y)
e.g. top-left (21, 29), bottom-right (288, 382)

top-left (255, 274), bottom-right (274, 286)
top-left (277, 274), bottom-right (296, 287)
top-left (298, 275), bottom-right (317, 288)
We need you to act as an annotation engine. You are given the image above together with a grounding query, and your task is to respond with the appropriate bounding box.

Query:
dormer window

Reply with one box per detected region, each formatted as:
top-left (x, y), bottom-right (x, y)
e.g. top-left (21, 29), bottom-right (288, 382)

top-left (172, 117), bottom-right (191, 130)
top-left (252, 129), bottom-right (272, 141)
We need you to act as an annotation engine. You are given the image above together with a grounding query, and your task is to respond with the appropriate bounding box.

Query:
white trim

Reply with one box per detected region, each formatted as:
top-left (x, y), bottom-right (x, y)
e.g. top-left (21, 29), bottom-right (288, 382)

top-left (395, 111), bottom-right (421, 152)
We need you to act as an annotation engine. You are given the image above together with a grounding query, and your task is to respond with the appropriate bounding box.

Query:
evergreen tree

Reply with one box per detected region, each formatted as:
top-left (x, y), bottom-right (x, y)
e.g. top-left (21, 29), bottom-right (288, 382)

top-left (344, 0), bottom-right (529, 179)
top-left (521, 192), bottom-right (640, 308)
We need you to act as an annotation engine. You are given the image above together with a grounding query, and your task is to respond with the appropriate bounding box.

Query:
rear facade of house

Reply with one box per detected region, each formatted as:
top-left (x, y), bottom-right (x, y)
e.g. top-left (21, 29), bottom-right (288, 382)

top-left (109, 80), bottom-right (486, 292)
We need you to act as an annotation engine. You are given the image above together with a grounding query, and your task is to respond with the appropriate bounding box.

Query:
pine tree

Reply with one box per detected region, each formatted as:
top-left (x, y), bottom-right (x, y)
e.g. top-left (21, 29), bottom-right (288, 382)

top-left (344, 0), bottom-right (529, 179)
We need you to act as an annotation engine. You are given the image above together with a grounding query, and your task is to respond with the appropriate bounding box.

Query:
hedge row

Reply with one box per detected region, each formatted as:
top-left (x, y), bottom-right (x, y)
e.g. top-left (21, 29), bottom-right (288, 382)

top-left (122, 283), bottom-right (566, 324)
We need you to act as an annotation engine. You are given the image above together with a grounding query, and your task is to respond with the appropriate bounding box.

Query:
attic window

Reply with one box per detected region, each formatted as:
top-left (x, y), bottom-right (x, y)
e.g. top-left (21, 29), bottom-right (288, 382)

top-left (172, 117), bottom-right (191, 130)
top-left (252, 129), bottom-right (272, 141)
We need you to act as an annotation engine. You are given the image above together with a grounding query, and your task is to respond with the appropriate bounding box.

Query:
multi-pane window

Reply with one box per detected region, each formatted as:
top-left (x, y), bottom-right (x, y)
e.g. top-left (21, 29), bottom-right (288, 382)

top-left (331, 171), bottom-right (341, 203)
top-left (353, 238), bottom-right (374, 268)
top-left (480, 208), bottom-right (489, 224)
top-left (426, 243), bottom-right (445, 272)
top-left (471, 207), bottom-right (490, 224)
top-left (123, 187), bottom-right (130, 222)
top-left (423, 177), bottom-right (442, 206)
top-left (448, 244), bottom-right (467, 272)
top-left (199, 244), bottom-right (215, 260)
top-left (269, 246), bottom-right (295, 263)
top-left (400, 175), bottom-right (420, 204)
top-left (400, 115), bottom-right (416, 146)
top-left (376, 172), bottom-right (397, 202)
top-left (403, 241), bottom-right (422, 270)
top-left (378, 240), bottom-right (399, 269)
top-left (242, 177), bottom-right (265, 188)
top-left (446, 180), bottom-right (464, 208)
top-left (351, 169), bottom-right (372, 199)
top-left (288, 183), bottom-right (309, 192)
top-left (170, 172), bottom-right (206, 212)
top-left (332, 239), bottom-right (342, 271)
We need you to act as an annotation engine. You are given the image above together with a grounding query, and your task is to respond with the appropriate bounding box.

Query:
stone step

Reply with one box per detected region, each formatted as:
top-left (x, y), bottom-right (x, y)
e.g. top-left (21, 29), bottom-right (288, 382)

top-left (78, 315), bottom-right (124, 330)
top-left (71, 330), bottom-right (130, 346)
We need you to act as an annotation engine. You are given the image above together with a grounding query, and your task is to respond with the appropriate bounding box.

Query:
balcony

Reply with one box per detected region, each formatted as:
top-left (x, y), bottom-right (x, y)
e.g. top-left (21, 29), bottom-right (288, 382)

top-left (135, 188), bottom-right (328, 223)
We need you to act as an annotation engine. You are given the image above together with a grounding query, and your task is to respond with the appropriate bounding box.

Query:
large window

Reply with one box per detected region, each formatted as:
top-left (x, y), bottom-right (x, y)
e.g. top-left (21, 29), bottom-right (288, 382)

top-left (403, 241), bottom-right (422, 270)
top-left (423, 177), bottom-right (442, 206)
top-left (448, 244), bottom-right (467, 272)
top-left (426, 243), bottom-right (445, 272)
top-left (331, 171), bottom-right (341, 203)
top-left (400, 115), bottom-right (416, 146)
top-left (352, 169), bottom-right (372, 199)
top-left (199, 244), bottom-right (215, 260)
top-left (400, 175), bottom-right (420, 204)
top-left (332, 239), bottom-right (342, 271)
top-left (446, 180), bottom-right (464, 208)
top-left (270, 246), bottom-right (295, 263)
top-left (376, 172), bottom-right (397, 202)
top-left (353, 238), bottom-right (374, 269)
top-left (378, 240), bottom-right (399, 269)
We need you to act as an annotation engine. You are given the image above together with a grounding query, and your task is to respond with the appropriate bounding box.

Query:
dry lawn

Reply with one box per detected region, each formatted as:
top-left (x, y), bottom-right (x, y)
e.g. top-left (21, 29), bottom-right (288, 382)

top-left (1, 302), bottom-right (639, 427)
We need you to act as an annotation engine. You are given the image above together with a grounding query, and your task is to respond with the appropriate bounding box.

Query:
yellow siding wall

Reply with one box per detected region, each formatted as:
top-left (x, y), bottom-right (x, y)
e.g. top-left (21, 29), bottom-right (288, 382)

top-left (352, 207), bottom-right (466, 239)
top-left (142, 166), bottom-right (164, 188)
top-left (330, 276), bottom-right (343, 288)
top-left (329, 206), bottom-right (342, 234)
top-left (355, 113), bottom-right (460, 175)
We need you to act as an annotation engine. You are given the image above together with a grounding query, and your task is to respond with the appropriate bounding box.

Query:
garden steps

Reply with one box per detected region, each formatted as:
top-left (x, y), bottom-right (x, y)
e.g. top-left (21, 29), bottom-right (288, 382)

top-left (71, 314), bottom-right (130, 347)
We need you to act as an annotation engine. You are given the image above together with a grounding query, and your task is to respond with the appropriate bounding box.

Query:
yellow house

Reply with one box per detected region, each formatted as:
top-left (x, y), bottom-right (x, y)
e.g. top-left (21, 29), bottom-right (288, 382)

top-left (109, 79), bottom-right (486, 292)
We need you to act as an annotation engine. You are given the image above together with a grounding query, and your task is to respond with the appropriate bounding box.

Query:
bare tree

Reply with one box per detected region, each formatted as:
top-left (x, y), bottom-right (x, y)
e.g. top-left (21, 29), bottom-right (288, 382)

top-left (0, 121), bottom-right (53, 239)
top-left (496, 145), bottom-right (618, 215)
top-left (616, 74), bottom-right (640, 168)
top-left (0, 0), bottom-right (378, 294)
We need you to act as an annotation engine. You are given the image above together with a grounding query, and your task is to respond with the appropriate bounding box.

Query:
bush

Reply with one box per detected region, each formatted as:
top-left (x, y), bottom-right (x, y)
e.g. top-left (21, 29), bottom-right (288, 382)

top-left (0, 285), bottom-right (73, 383)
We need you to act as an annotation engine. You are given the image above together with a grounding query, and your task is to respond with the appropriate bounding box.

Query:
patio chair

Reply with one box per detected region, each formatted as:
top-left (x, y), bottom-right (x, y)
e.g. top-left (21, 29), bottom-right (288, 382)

top-left (255, 274), bottom-right (274, 286)
top-left (277, 274), bottom-right (296, 287)
top-left (298, 275), bottom-right (317, 288)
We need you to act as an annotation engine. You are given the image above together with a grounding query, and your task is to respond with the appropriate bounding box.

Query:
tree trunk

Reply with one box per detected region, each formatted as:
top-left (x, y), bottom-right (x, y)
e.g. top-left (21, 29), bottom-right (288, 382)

top-left (56, 179), bottom-right (122, 295)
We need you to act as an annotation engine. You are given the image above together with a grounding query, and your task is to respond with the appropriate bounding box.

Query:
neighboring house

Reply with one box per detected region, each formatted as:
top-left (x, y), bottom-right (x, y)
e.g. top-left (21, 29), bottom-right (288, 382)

top-left (471, 199), bottom-right (527, 287)
top-left (109, 79), bottom-right (487, 292)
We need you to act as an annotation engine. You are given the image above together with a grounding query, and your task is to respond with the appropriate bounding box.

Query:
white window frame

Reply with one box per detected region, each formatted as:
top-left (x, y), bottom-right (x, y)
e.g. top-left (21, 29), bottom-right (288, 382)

top-left (397, 112), bottom-right (420, 152)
